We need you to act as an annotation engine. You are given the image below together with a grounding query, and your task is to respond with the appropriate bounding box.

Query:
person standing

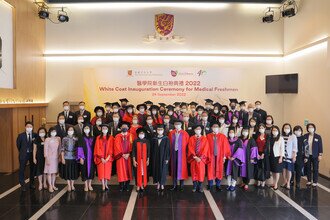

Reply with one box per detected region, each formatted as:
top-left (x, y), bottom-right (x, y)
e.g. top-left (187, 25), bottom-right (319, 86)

top-left (33, 127), bottom-right (48, 191)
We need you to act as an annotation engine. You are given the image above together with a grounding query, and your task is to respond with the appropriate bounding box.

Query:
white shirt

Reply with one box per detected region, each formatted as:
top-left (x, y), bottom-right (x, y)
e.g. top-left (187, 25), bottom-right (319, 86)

top-left (272, 136), bottom-right (285, 157)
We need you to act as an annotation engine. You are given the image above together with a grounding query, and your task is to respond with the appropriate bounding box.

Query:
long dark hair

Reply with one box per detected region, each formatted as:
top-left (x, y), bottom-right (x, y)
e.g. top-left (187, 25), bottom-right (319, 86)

top-left (48, 127), bottom-right (56, 137)
top-left (271, 125), bottom-right (281, 142)
top-left (82, 124), bottom-right (93, 138)
top-left (36, 127), bottom-right (47, 141)
top-left (281, 123), bottom-right (292, 136)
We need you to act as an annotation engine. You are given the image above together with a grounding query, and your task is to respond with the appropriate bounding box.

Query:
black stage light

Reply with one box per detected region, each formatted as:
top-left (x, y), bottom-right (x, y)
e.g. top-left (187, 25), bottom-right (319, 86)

top-left (282, 7), bottom-right (296, 17)
top-left (38, 9), bottom-right (49, 19)
top-left (58, 9), bottom-right (69, 22)
top-left (262, 14), bottom-right (274, 23)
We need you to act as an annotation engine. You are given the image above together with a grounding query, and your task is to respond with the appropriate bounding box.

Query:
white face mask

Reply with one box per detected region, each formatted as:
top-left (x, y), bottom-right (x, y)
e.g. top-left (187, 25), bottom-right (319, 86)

top-left (78, 119), bottom-right (84, 124)
top-left (147, 119), bottom-right (153, 125)
top-left (195, 129), bottom-right (202, 135)
top-left (294, 131), bottom-right (302, 137)
top-left (152, 110), bottom-right (157, 115)
top-left (51, 132), bottom-right (57, 137)
top-left (97, 112), bottom-right (103, 117)
top-left (232, 119), bottom-right (238, 124)
top-left (198, 110), bottom-right (203, 115)
top-left (248, 108), bottom-right (254, 113)
top-left (259, 128), bottom-right (265, 134)
top-left (59, 119), bottom-right (65, 124)
top-left (127, 109), bottom-right (133, 114)
top-left (174, 124), bottom-right (181, 130)
top-left (105, 107), bottom-right (111, 112)
top-left (266, 119), bottom-right (272, 125)
top-left (205, 105), bottom-right (211, 109)
top-left (202, 117), bottom-right (208, 121)
top-left (284, 128), bottom-right (291, 134)
top-left (256, 105), bottom-right (261, 110)
top-left (242, 131), bottom-right (249, 137)
top-left (191, 108), bottom-right (196, 112)
top-left (229, 133), bottom-right (235, 138)
top-left (164, 119), bottom-right (170, 123)
top-left (102, 129), bottom-right (108, 134)
top-left (96, 120), bottom-right (102, 126)
top-left (157, 130), bottom-right (164, 135)
top-left (175, 107), bottom-right (180, 111)
top-left (168, 111), bottom-right (173, 116)
top-left (272, 131), bottom-right (279, 137)
top-left (250, 122), bottom-right (256, 127)
top-left (132, 119), bottom-right (138, 124)
top-left (308, 127), bottom-right (315, 133)
top-left (212, 127), bottom-right (219, 133)
top-left (183, 117), bottom-right (189, 122)
top-left (181, 109), bottom-right (187, 113)
top-left (79, 105), bottom-right (85, 110)
top-left (26, 127), bottom-right (33, 132)
top-left (138, 134), bottom-right (145, 139)
top-left (84, 129), bottom-right (90, 134)
top-left (113, 108), bottom-right (119, 113)
top-left (39, 132), bottom-right (46, 138)
top-left (214, 110), bottom-right (219, 114)
top-left (139, 109), bottom-right (145, 113)
top-left (63, 106), bottom-right (69, 111)
top-left (219, 119), bottom-right (225, 124)
top-left (68, 130), bottom-right (74, 136)
top-left (113, 117), bottom-right (119, 122)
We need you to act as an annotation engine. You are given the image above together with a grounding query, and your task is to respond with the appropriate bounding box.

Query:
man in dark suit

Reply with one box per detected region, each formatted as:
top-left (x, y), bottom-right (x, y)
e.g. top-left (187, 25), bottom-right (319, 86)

top-left (16, 121), bottom-right (37, 191)
top-left (109, 112), bottom-right (121, 137)
top-left (74, 101), bottom-right (91, 124)
top-left (163, 114), bottom-right (174, 135)
top-left (254, 101), bottom-right (267, 124)
top-left (182, 112), bottom-right (195, 136)
top-left (200, 111), bottom-right (212, 136)
top-left (55, 114), bottom-right (69, 139)
top-left (58, 101), bottom-right (76, 125)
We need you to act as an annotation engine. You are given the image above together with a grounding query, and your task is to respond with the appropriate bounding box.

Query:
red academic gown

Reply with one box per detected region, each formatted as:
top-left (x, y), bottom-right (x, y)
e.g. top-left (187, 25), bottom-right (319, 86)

top-left (168, 129), bottom-right (189, 180)
top-left (134, 140), bottom-right (149, 187)
top-left (94, 135), bottom-right (114, 181)
top-left (152, 115), bottom-right (163, 125)
top-left (90, 116), bottom-right (106, 126)
top-left (206, 132), bottom-right (231, 181)
top-left (114, 133), bottom-right (133, 182)
top-left (122, 113), bottom-right (134, 124)
top-left (188, 135), bottom-right (209, 182)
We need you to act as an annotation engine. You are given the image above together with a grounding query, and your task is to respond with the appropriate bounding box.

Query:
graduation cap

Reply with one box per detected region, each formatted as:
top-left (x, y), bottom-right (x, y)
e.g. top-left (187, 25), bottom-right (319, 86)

top-left (180, 102), bottom-right (188, 107)
top-left (112, 102), bottom-right (121, 107)
top-left (196, 105), bottom-right (205, 111)
top-left (137, 103), bottom-right (147, 110)
top-left (158, 103), bottom-right (167, 107)
top-left (150, 105), bottom-right (160, 110)
top-left (255, 100), bottom-right (262, 105)
top-left (213, 102), bottom-right (222, 108)
top-left (192, 124), bottom-right (204, 130)
top-left (136, 127), bottom-right (147, 135)
top-left (173, 102), bottom-right (181, 106)
top-left (229, 98), bottom-right (238, 104)
top-left (119, 98), bottom-right (129, 103)
top-left (126, 104), bottom-right (134, 109)
top-left (239, 101), bottom-right (247, 106)
top-left (144, 100), bottom-right (153, 105)
top-left (205, 99), bottom-right (214, 104)
top-left (94, 106), bottom-right (105, 113)
top-left (104, 102), bottom-right (112, 107)
top-left (119, 121), bottom-right (131, 128)
top-left (173, 118), bottom-right (183, 124)
top-left (166, 105), bottom-right (175, 110)
top-left (189, 101), bottom-right (198, 106)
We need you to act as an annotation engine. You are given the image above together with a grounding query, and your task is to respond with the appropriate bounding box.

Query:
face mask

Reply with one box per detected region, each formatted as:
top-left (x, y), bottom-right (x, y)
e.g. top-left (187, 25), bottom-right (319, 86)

top-left (272, 131), bottom-right (279, 137)
top-left (248, 108), bottom-right (254, 113)
top-left (191, 108), bottom-right (196, 112)
top-left (214, 110), bottom-right (219, 114)
top-left (97, 112), bottom-right (103, 117)
top-left (294, 131), bottom-right (302, 137)
top-left (175, 107), bottom-right (180, 111)
top-left (63, 106), bottom-right (69, 111)
top-left (113, 108), bottom-right (119, 113)
top-left (256, 105), bottom-right (261, 110)
top-left (78, 119), bottom-right (84, 124)
top-left (230, 106), bottom-right (236, 110)
top-left (219, 119), bottom-right (225, 124)
top-left (106, 107), bottom-right (111, 112)
top-left (160, 110), bottom-right (165, 114)
top-left (174, 125), bottom-right (181, 130)
top-left (284, 128), bottom-right (291, 134)
top-left (79, 106), bottom-right (85, 110)
top-left (102, 129), bottom-right (108, 134)
top-left (197, 110), bottom-right (203, 115)
top-left (308, 127), bottom-right (315, 133)
top-left (113, 117), bottom-right (119, 122)
top-left (212, 127), bottom-right (219, 133)
top-left (259, 128), bottom-right (265, 134)
top-left (250, 122), bottom-right (256, 127)
top-left (152, 110), bottom-right (157, 115)
top-left (39, 132), bottom-right (45, 138)
top-left (68, 130), bottom-right (74, 136)
top-left (229, 133), bottom-right (235, 138)
top-left (205, 105), bottom-right (211, 109)
top-left (183, 117), bottom-right (189, 122)
top-left (127, 109), bottom-right (133, 114)
top-left (221, 110), bottom-right (226, 114)
top-left (138, 134), bottom-right (145, 139)
top-left (147, 119), bottom-right (153, 124)
top-left (84, 129), bottom-right (90, 134)
top-left (202, 117), bottom-right (208, 121)
top-left (242, 131), bottom-right (249, 137)
top-left (121, 128), bottom-right (128, 133)
top-left (240, 107), bottom-right (246, 111)
top-left (181, 109), bottom-right (187, 113)
top-left (168, 111), bottom-right (173, 116)
top-left (132, 119), bottom-right (138, 124)
top-left (232, 119), bottom-right (238, 124)
top-left (266, 119), bottom-right (272, 125)
top-left (139, 108), bottom-right (145, 113)
top-left (26, 127), bottom-right (33, 132)
top-left (164, 119), bottom-right (170, 123)
top-left (59, 119), bottom-right (65, 124)
top-left (157, 130), bottom-right (164, 135)
top-left (51, 132), bottom-right (57, 137)
top-left (96, 120), bottom-right (102, 126)
top-left (195, 129), bottom-right (202, 135)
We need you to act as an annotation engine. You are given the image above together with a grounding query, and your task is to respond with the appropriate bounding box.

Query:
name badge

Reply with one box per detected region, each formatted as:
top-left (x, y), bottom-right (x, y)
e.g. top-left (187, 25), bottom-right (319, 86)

top-left (41, 142), bottom-right (44, 145)
top-left (315, 138), bottom-right (319, 142)
top-left (206, 127), bottom-right (210, 130)
top-left (188, 127), bottom-right (192, 130)
top-left (117, 128), bottom-right (121, 131)
top-left (69, 115), bottom-right (73, 118)
top-left (83, 115), bottom-right (87, 118)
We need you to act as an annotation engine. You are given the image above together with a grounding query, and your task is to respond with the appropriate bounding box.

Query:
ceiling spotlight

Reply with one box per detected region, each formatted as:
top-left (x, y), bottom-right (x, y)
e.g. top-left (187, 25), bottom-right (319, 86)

top-left (38, 7), bottom-right (49, 19)
top-left (282, 7), bottom-right (296, 17)
top-left (58, 8), bottom-right (69, 22)
top-left (262, 9), bottom-right (274, 23)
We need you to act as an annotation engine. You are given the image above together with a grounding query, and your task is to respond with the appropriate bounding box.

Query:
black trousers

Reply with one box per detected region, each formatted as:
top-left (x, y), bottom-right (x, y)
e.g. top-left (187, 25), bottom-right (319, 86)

top-left (291, 162), bottom-right (303, 185)
top-left (19, 152), bottom-right (35, 186)
top-left (306, 156), bottom-right (319, 183)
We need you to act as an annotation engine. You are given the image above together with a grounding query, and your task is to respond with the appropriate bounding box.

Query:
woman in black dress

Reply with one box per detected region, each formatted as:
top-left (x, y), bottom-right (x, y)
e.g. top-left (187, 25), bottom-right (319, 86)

top-left (33, 127), bottom-right (48, 191)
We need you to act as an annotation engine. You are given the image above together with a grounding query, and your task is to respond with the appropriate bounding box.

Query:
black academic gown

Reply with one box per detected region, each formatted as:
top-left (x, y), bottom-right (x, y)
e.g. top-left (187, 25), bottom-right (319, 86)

top-left (254, 109), bottom-right (267, 124)
top-left (152, 136), bottom-right (170, 185)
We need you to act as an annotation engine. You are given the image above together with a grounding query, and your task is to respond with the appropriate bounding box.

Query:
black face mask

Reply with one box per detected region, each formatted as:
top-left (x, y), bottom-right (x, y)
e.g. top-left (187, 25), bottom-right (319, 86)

top-left (121, 128), bottom-right (128, 132)
top-left (230, 106), bottom-right (236, 110)
top-left (221, 110), bottom-right (227, 114)
top-left (159, 110), bottom-right (165, 115)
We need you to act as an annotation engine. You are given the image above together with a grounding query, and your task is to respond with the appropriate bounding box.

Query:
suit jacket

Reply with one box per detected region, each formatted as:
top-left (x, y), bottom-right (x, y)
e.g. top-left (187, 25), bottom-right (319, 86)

top-left (16, 132), bottom-right (37, 160)
top-left (201, 121), bottom-right (212, 136)
top-left (74, 110), bottom-right (91, 124)
top-left (163, 123), bottom-right (174, 136)
top-left (74, 123), bottom-right (84, 138)
top-left (254, 109), bottom-right (267, 124)
top-left (182, 121), bottom-right (194, 136)
top-left (55, 123), bottom-right (70, 139)
top-left (109, 121), bottom-right (121, 137)
top-left (303, 133), bottom-right (323, 158)
top-left (144, 124), bottom-right (156, 140)
top-left (58, 111), bottom-right (76, 125)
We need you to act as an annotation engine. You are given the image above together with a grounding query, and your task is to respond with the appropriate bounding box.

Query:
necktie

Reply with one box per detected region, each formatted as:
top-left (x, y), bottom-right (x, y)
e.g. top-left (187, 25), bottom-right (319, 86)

top-left (61, 125), bottom-right (65, 133)
top-left (213, 134), bottom-right (218, 156)
top-left (27, 133), bottom-right (31, 153)
top-left (196, 137), bottom-right (201, 153)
